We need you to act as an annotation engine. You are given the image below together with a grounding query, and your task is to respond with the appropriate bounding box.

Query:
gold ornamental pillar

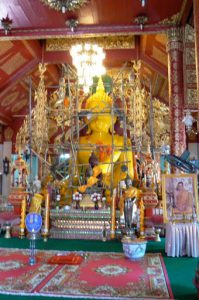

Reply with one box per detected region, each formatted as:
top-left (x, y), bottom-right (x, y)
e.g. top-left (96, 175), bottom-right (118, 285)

top-left (19, 198), bottom-right (26, 238)
top-left (194, 0), bottom-right (199, 105)
top-left (167, 28), bottom-right (186, 161)
top-left (110, 189), bottom-right (117, 239)
top-left (43, 193), bottom-right (50, 241)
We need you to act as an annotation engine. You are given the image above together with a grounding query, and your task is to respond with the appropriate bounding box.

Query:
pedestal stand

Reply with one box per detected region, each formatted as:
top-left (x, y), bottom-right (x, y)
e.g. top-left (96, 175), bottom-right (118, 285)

top-left (4, 224), bottom-right (11, 238)
top-left (28, 232), bottom-right (37, 265)
top-left (155, 227), bottom-right (161, 242)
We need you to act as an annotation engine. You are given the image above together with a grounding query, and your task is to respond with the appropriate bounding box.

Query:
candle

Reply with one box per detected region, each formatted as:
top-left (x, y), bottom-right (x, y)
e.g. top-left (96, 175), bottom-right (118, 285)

top-left (20, 198), bottom-right (26, 236)
top-left (139, 199), bottom-right (145, 236)
top-left (44, 193), bottom-right (50, 235)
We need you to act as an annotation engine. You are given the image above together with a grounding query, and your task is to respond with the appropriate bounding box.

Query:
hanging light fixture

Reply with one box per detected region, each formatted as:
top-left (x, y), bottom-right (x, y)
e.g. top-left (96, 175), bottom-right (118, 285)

top-left (140, 0), bottom-right (147, 7)
top-left (70, 43), bottom-right (106, 93)
top-left (41, 0), bottom-right (88, 13)
top-left (134, 15), bottom-right (148, 30)
top-left (66, 18), bottom-right (79, 32)
top-left (1, 15), bottom-right (13, 35)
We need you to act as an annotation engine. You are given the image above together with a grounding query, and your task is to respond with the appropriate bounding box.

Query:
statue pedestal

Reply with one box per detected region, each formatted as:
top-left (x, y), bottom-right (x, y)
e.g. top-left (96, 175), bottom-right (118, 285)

top-left (142, 188), bottom-right (158, 208)
top-left (8, 188), bottom-right (29, 215)
top-left (141, 189), bottom-right (159, 238)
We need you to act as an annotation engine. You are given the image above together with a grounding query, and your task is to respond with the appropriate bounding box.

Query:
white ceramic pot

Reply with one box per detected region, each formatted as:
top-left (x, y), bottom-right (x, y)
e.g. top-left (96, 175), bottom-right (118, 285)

top-left (122, 237), bottom-right (147, 260)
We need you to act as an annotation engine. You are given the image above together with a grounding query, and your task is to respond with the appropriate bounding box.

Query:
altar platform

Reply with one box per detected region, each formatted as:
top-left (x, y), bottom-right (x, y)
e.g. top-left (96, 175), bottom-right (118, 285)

top-left (50, 208), bottom-right (121, 240)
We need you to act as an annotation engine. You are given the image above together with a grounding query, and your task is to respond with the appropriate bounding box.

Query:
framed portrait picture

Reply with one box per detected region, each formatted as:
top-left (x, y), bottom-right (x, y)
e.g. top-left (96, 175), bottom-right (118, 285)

top-left (162, 173), bottom-right (199, 223)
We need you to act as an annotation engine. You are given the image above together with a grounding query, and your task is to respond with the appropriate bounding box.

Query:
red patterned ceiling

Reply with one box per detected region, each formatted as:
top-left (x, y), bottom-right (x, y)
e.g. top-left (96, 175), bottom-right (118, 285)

top-left (0, 0), bottom-right (185, 29)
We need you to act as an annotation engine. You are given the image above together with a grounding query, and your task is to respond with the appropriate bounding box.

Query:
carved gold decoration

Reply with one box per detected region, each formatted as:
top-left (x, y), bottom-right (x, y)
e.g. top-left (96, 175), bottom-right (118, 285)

top-left (127, 60), bottom-right (147, 148)
top-left (185, 48), bottom-right (196, 65)
top-left (16, 116), bottom-right (29, 153)
top-left (117, 60), bottom-right (170, 149)
top-left (167, 27), bottom-right (183, 41)
top-left (167, 27), bottom-right (183, 52)
top-left (184, 24), bottom-right (198, 109)
top-left (186, 70), bottom-right (196, 84)
top-left (185, 24), bottom-right (195, 43)
top-left (41, 0), bottom-right (88, 13)
top-left (187, 89), bottom-right (198, 106)
top-left (32, 64), bottom-right (49, 154)
top-left (159, 0), bottom-right (188, 26)
top-left (16, 63), bottom-right (49, 154)
top-left (46, 35), bottom-right (135, 51)
top-left (107, 67), bottom-right (132, 80)
top-left (152, 99), bottom-right (170, 147)
top-left (46, 66), bottom-right (77, 136)
top-left (159, 13), bottom-right (180, 26)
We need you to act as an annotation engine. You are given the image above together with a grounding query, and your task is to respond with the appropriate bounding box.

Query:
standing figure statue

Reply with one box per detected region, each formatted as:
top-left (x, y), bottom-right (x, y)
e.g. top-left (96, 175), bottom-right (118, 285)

top-left (124, 197), bottom-right (137, 229)
top-left (119, 176), bottom-right (137, 235)
top-left (32, 176), bottom-right (41, 194)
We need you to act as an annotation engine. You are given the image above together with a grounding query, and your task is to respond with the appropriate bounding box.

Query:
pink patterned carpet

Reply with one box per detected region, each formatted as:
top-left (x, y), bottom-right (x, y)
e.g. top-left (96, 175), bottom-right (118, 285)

top-left (0, 248), bottom-right (173, 299)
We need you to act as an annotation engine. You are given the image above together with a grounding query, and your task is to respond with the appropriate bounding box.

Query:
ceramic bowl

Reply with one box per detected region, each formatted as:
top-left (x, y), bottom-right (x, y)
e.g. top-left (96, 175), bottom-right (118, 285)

top-left (122, 237), bottom-right (147, 260)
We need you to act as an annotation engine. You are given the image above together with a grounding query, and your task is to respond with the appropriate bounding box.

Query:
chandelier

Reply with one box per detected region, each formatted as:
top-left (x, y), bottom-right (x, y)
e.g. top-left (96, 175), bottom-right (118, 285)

top-left (70, 43), bottom-right (106, 93)
top-left (41, 0), bottom-right (88, 13)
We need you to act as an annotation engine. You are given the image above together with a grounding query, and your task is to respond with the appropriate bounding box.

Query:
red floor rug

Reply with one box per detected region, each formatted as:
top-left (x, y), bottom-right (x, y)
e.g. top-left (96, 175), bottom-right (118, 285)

top-left (0, 248), bottom-right (173, 299)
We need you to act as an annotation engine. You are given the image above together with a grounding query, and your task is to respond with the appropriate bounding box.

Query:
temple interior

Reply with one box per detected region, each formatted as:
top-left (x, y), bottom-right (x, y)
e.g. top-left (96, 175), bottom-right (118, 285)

top-left (0, 1), bottom-right (199, 300)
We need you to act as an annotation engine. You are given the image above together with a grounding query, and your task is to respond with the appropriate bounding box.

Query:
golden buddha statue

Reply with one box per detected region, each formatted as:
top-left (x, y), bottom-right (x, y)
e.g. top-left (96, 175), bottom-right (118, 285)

top-left (77, 78), bottom-right (135, 190)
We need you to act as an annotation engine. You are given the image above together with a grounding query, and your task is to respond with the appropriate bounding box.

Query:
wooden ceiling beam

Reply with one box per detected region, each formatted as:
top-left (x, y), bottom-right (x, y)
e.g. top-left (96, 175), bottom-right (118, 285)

top-left (180, 0), bottom-right (193, 26)
top-left (43, 51), bottom-right (72, 64)
top-left (0, 57), bottom-right (40, 97)
top-left (143, 85), bottom-right (168, 106)
top-left (0, 24), bottom-right (174, 41)
top-left (0, 115), bottom-right (12, 126)
top-left (135, 35), bottom-right (141, 60)
top-left (140, 53), bottom-right (168, 78)
top-left (21, 40), bottom-right (43, 59)
top-left (47, 64), bottom-right (60, 83)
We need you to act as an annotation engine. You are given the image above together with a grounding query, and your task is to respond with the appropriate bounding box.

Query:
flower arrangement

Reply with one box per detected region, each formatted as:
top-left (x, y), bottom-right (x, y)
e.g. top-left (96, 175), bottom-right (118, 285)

top-left (91, 193), bottom-right (101, 209)
top-left (72, 192), bottom-right (83, 201)
top-left (91, 193), bottom-right (101, 202)
top-left (72, 192), bottom-right (83, 209)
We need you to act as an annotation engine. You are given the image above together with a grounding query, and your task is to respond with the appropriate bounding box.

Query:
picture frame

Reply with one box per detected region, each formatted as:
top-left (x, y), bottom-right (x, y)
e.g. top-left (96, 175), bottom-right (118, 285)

top-left (162, 173), bottom-right (199, 223)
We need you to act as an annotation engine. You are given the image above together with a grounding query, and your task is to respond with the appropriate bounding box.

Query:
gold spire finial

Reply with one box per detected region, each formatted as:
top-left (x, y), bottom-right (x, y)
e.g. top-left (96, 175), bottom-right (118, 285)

top-left (96, 77), bottom-right (105, 92)
top-left (85, 77), bottom-right (112, 111)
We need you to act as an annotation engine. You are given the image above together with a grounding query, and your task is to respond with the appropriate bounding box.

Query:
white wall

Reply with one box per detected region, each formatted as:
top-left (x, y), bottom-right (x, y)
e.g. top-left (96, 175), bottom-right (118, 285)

top-left (188, 143), bottom-right (199, 160)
